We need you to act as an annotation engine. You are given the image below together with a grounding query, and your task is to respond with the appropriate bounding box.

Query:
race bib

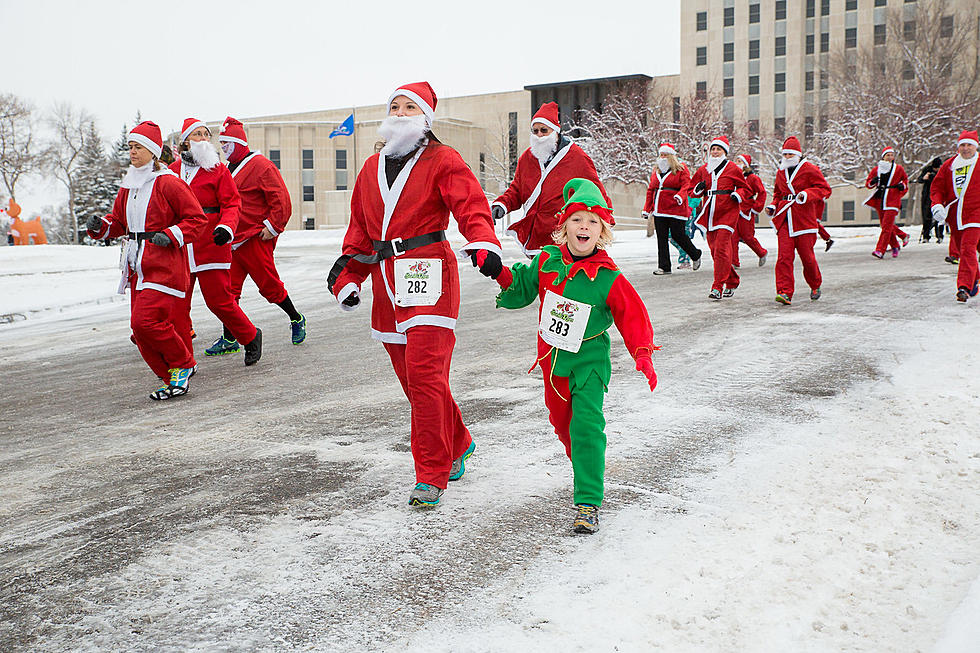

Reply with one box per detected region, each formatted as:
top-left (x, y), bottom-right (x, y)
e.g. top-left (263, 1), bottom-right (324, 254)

top-left (394, 258), bottom-right (442, 307)
top-left (539, 290), bottom-right (592, 353)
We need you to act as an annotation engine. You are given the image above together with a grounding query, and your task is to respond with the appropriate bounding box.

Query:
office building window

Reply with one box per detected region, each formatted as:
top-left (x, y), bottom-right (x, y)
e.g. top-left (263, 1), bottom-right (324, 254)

top-left (820, 32), bottom-right (829, 52)
top-left (696, 81), bottom-right (707, 99)
top-left (302, 149), bottom-right (313, 169)
top-left (805, 71), bottom-right (814, 90)
top-left (843, 201), bottom-right (855, 221)
top-left (696, 11), bottom-right (707, 31)
top-left (903, 61), bottom-right (914, 80)
top-left (775, 36), bottom-right (786, 56)
top-left (875, 24), bottom-right (886, 45)
top-left (673, 96), bottom-right (681, 122)
top-left (749, 39), bottom-right (760, 59)
top-left (269, 149), bottom-right (281, 169)
top-left (749, 3), bottom-right (760, 23)
top-left (697, 46), bottom-right (707, 66)
top-left (724, 42), bottom-right (734, 62)
top-left (304, 217), bottom-right (315, 230)
top-left (806, 34), bottom-right (815, 54)
top-left (806, 0), bottom-right (815, 18)
top-left (748, 75), bottom-right (759, 95)
top-left (748, 120), bottom-right (759, 136)
top-left (805, 116), bottom-right (814, 139)
top-left (303, 185), bottom-right (314, 201)
top-left (845, 28), bottom-right (857, 48)
top-left (904, 20), bottom-right (916, 40)
top-left (940, 15), bottom-right (953, 37)
top-left (821, 0), bottom-right (830, 15)
top-left (775, 117), bottom-right (785, 136)
top-left (335, 149), bottom-right (347, 170)
top-left (820, 70), bottom-right (829, 89)
top-left (846, 0), bottom-right (857, 9)
top-left (774, 73), bottom-right (786, 92)
top-left (724, 7), bottom-right (734, 26)
top-left (874, 0), bottom-right (886, 5)
top-left (775, 0), bottom-right (786, 20)
top-left (724, 78), bottom-right (734, 97)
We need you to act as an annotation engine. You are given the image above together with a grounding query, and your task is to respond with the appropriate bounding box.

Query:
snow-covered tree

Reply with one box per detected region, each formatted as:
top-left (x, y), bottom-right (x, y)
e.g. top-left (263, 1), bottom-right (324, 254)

top-left (0, 93), bottom-right (48, 201)
top-left (73, 122), bottom-right (118, 244)
top-left (49, 102), bottom-right (96, 243)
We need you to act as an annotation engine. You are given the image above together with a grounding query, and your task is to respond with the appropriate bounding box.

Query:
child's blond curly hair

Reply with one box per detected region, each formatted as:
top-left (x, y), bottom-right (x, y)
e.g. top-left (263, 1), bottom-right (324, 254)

top-left (551, 210), bottom-right (615, 249)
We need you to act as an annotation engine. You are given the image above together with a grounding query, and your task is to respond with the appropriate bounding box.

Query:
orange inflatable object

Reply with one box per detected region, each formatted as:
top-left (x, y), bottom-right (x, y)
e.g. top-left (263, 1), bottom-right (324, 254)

top-left (4, 198), bottom-right (48, 245)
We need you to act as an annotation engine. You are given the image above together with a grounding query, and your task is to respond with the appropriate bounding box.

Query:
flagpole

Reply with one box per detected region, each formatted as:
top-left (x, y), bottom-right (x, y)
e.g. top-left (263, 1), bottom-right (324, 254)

top-left (351, 106), bottom-right (357, 179)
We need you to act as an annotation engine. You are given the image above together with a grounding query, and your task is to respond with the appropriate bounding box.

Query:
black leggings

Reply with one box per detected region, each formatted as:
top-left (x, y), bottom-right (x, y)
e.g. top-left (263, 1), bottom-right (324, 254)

top-left (654, 215), bottom-right (701, 272)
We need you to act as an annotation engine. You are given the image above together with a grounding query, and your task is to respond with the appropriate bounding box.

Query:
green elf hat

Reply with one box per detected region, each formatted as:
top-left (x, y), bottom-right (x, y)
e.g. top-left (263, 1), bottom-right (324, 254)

top-left (556, 178), bottom-right (615, 226)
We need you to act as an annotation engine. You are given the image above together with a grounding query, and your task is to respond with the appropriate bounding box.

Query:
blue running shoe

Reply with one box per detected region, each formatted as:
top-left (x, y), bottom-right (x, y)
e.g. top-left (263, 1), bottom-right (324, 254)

top-left (149, 367), bottom-right (192, 400)
top-left (573, 504), bottom-right (600, 534)
top-left (408, 483), bottom-right (443, 507)
top-left (291, 314), bottom-right (307, 345)
top-left (448, 441), bottom-right (476, 481)
top-left (970, 282), bottom-right (979, 298)
top-left (206, 335), bottom-right (240, 356)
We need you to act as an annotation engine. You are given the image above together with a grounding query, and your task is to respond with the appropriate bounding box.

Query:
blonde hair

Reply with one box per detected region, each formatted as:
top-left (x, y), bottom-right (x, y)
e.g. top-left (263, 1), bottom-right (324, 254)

top-left (664, 152), bottom-right (685, 175)
top-left (552, 211), bottom-right (615, 249)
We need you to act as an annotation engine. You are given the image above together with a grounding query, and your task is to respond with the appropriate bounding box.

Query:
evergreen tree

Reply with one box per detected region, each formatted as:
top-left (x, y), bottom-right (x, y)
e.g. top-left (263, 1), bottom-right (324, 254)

top-left (111, 122), bottom-right (130, 173)
top-left (73, 123), bottom-right (119, 244)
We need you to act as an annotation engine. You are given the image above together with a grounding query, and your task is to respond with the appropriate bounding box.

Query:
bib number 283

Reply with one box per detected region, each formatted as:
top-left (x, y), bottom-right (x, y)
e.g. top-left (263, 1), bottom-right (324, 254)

top-left (539, 290), bottom-right (591, 353)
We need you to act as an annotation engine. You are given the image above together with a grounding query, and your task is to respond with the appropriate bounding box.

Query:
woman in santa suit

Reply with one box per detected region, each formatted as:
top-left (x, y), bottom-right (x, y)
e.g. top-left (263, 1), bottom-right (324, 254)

top-left (688, 136), bottom-right (752, 299)
top-left (169, 118), bottom-right (262, 366)
top-left (86, 121), bottom-right (208, 400)
top-left (327, 82), bottom-right (502, 507)
top-left (864, 146), bottom-right (910, 259)
top-left (731, 153), bottom-right (768, 269)
top-left (642, 143), bottom-right (701, 275)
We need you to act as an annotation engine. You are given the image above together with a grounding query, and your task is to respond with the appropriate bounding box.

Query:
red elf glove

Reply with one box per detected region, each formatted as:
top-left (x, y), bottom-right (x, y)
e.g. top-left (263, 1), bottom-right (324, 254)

top-left (635, 354), bottom-right (657, 392)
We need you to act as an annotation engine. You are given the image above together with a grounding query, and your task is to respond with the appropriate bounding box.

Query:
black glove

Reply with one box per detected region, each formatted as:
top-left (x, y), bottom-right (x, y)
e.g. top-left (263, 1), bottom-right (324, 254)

top-left (213, 226), bottom-right (232, 246)
top-left (150, 232), bottom-right (172, 247)
top-left (470, 249), bottom-right (502, 279)
top-left (693, 181), bottom-right (706, 195)
top-left (491, 205), bottom-right (506, 222)
top-left (868, 178), bottom-right (878, 187)
top-left (342, 294), bottom-right (360, 308)
top-left (86, 215), bottom-right (102, 232)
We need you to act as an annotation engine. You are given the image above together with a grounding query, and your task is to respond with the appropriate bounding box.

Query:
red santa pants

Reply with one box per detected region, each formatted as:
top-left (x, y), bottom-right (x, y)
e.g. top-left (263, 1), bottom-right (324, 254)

top-left (775, 230), bottom-right (822, 299)
top-left (817, 223), bottom-right (831, 241)
top-left (383, 325), bottom-right (472, 489)
top-left (948, 221), bottom-right (961, 259)
top-left (707, 229), bottom-right (739, 291)
top-left (187, 270), bottom-right (257, 344)
top-left (731, 219), bottom-right (767, 267)
top-left (230, 236), bottom-right (288, 305)
top-left (956, 227), bottom-right (980, 290)
top-left (130, 281), bottom-right (195, 381)
top-left (874, 208), bottom-right (907, 252)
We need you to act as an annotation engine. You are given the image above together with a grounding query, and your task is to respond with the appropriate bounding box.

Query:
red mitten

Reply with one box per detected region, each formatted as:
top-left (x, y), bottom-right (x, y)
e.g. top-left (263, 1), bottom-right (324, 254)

top-left (496, 266), bottom-right (513, 289)
top-left (635, 355), bottom-right (657, 391)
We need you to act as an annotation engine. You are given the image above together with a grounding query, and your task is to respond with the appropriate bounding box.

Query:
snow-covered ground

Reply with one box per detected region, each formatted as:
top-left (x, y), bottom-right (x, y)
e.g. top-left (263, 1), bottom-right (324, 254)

top-left (1, 227), bottom-right (978, 652)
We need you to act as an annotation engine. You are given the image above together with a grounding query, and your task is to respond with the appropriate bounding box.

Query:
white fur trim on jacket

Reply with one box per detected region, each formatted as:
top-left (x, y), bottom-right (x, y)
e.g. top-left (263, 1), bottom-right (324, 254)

top-left (371, 328), bottom-right (408, 344)
top-left (336, 282), bottom-right (360, 312)
top-left (396, 314), bottom-right (457, 333)
top-left (216, 224), bottom-right (234, 239)
top-left (262, 219), bottom-right (279, 236)
top-left (167, 225), bottom-right (184, 248)
top-left (457, 241), bottom-right (503, 259)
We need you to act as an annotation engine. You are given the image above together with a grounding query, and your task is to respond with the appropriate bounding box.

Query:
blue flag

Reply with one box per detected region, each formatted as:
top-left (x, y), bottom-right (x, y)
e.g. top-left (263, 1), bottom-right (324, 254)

top-left (329, 113), bottom-right (354, 138)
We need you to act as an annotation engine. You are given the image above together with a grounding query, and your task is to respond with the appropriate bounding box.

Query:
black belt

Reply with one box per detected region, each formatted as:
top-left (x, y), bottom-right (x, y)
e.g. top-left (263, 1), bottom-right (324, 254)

top-left (202, 207), bottom-right (219, 214)
top-left (127, 231), bottom-right (162, 242)
top-left (660, 187), bottom-right (681, 192)
top-left (708, 189), bottom-right (732, 196)
top-left (784, 194), bottom-right (797, 201)
top-left (327, 230), bottom-right (447, 292)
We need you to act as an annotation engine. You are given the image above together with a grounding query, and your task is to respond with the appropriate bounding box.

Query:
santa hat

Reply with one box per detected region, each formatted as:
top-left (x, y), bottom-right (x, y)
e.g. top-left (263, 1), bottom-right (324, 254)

top-left (180, 117), bottom-right (209, 143)
top-left (556, 178), bottom-right (615, 226)
top-left (219, 117), bottom-right (248, 146)
top-left (880, 146), bottom-right (895, 158)
top-left (958, 130), bottom-right (978, 147)
top-left (737, 154), bottom-right (753, 167)
top-left (127, 121), bottom-right (163, 158)
top-left (781, 136), bottom-right (802, 156)
top-left (709, 136), bottom-right (730, 155)
top-left (531, 102), bottom-right (560, 133)
top-left (658, 143), bottom-right (677, 156)
top-left (388, 81), bottom-right (437, 125)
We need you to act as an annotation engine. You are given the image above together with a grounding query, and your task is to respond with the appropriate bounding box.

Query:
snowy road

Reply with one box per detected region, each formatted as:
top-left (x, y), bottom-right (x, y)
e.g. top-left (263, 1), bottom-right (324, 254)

top-left (1, 229), bottom-right (978, 652)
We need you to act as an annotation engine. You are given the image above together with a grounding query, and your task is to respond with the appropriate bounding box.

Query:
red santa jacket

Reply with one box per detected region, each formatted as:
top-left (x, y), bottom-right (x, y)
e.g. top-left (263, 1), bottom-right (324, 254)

top-left (741, 172), bottom-right (767, 220)
top-left (227, 152), bottom-right (291, 245)
top-left (88, 170), bottom-right (208, 297)
top-left (332, 140), bottom-right (501, 344)
top-left (169, 159), bottom-right (241, 271)
top-left (643, 165), bottom-right (690, 218)
top-left (931, 154), bottom-right (980, 230)
top-left (689, 159), bottom-right (752, 233)
top-left (863, 163), bottom-right (908, 213)
top-left (492, 143), bottom-right (611, 256)
top-left (769, 160), bottom-right (832, 237)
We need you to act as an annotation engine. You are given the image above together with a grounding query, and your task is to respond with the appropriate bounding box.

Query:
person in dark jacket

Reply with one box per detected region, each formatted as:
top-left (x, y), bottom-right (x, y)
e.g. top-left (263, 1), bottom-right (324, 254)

top-left (916, 157), bottom-right (945, 243)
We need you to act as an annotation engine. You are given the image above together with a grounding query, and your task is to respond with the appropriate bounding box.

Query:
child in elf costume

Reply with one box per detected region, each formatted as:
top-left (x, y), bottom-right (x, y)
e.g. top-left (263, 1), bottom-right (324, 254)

top-left (481, 178), bottom-right (658, 534)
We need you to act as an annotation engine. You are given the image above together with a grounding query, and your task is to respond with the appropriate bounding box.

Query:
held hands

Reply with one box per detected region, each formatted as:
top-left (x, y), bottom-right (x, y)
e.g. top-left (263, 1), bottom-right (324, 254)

top-left (470, 249), bottom-right (503, 279)
top-left (213, 226), bottom-right (233, 246)
top-left (150, 232), bottom-right (172, 247)
top-left (86, 215), bottom-right (103, 232)
top-left (491, 205), bottom-right (506, 222)
top-left (635, 355), bottom-right (658, 392)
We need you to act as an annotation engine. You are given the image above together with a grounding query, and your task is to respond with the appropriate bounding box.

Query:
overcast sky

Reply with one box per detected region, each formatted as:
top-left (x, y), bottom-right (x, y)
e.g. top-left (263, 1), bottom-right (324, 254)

top-left (3, 0), bottom-right (681, 141)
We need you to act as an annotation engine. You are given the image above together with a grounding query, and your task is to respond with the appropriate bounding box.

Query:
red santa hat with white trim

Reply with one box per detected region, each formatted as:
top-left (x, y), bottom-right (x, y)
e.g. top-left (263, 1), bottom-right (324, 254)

top-left (880, 146), bottom-right (895, 158)
top-left (737, 153), bottom-right (753, 167)
top-left (388, 81), bottom-right (437, 126)
top-left (709, 136), bottom-right (730, 155)
top-left (180, 117), bottom-right (210, 143)
top-left (781, 136), bottom-right (802, 156)
top-left (531, 102), bottom-right (560, 133)
top-left (658, 143), bottom-right (677, 155)
top-left (958, 130), bottom-right (978, 147)
top-left (218, 117), bottom-right (248, 146)
top-left (128, 121), bottom-right (163, 158)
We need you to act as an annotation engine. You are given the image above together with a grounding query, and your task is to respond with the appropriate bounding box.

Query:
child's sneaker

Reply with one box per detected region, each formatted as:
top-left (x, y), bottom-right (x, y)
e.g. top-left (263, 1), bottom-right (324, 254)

top-left (206, 335), bottom-right (240, 356)
top-left (708, 289), bottom-right (722, 300)
top-left (572, 504), bottom-right (600, 534)
top-left (448, 441), bottom-right (476, 481)
top-left (722, 287), bottom-right (735, 298)
top-left (810, 287), bottom-right (821, 301)
top-left (775, 293), bottom-right (792, 305)
top-left (290, 314), bottom-right (307, 345)
top-left (871, 250), bottom-right (884, 259)
top-left (408, 483), bottom-right (443, 507)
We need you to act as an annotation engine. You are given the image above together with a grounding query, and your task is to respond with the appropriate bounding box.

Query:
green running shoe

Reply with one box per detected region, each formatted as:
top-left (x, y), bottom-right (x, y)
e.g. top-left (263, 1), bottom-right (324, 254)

top-left (291, 314), bottom-right (307, 345)
top-left (206, 335), bottom-right (240, 356)
top-left (408, 483), bottom-right (443, 507)
top-left (448, 441), bottom-right (476, 481)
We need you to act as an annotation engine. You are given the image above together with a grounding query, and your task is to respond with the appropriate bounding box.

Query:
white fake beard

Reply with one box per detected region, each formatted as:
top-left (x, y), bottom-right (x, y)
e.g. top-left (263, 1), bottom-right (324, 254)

top-left (706, 155), bottom-right (726, 170)
top-left (378, 115), bottom-right (428, 158)
top-left (781, 155), bottom-right (801, 169)
top-left (121, 160), bottom-right (157, 189)
top-left (657, 158), bottom-right (670, 173)
top-left (189, 139), bottom-right (221, 169)
top-left (952, 152), bottom-right (978, 169)
top-left (220, 141), bottom-right (237, 159)
top-left (877, 160), bottom-right (892, 175)
top-left (530, 132), bottom-right (559, 163)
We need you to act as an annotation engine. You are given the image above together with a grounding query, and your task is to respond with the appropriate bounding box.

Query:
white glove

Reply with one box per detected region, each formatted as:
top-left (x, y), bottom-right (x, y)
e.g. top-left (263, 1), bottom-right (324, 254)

top-left (931, 204), bottom-right (947, 224)
top-left (674, 194), bottom-right (683, 206)
top-left (795, 191), bottom-right (808, 205)
top-left (641, 211), bottom-right (651, 219)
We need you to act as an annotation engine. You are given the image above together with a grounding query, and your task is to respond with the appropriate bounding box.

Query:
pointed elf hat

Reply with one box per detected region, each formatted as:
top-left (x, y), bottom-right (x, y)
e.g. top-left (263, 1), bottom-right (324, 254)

top-left (556, 178), bottom-right (615, 226)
